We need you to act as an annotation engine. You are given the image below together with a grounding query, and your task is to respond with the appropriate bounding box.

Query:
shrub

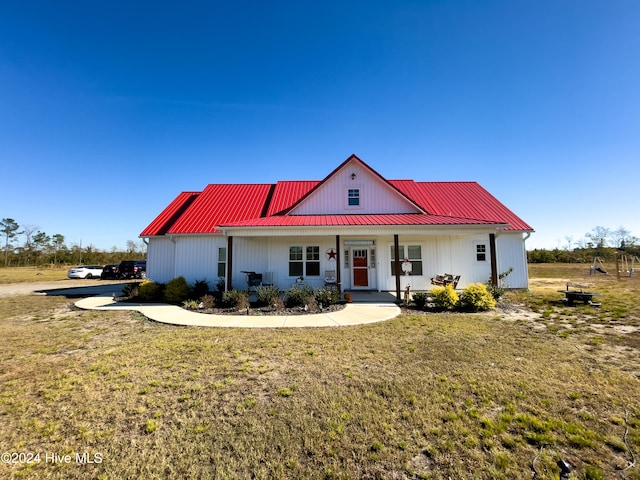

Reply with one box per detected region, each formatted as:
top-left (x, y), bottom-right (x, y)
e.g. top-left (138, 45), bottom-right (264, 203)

top-left (284, 285), bottom-right (315, 308)
top-left (430, 285), bottom-right (459, 311)
top-left (182, 299), bottom-right (199, 310)
top-left (459, 283), bottom-right (496, 312)
top-left (255, 285), bottom-right (281, 307)
top-left (137, 280), bottom-right (164, 302)
top-left (122, 282), bottom-right (140, 299)
top-left (412, 291), bottom-right (429, 310)
top-left (163, 276), bottom-right (192, 305)
top-left (222, 289), bottom-right (249, 310)
top-left (199, 294), bottom-right (216, 309)
top-left (192, 279), bottom-right (210, 299)
top-left (314, 287), bottom-right (340, 306)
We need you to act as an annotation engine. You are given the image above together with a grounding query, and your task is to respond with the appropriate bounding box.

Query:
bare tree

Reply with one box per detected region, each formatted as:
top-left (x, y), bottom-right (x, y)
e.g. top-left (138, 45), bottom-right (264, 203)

top-left (586, 226), bottom-right (611, 249)
top-left (21, 224), bottom-right (40, 265)
top-left (564, 235), bottom-right (574, 251)
top-left (611, 226), bottom-right (637, 249)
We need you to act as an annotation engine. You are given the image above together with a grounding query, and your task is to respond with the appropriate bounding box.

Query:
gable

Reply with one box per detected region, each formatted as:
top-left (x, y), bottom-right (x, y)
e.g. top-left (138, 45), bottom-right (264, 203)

top-left (289, 155), bottom-right (424, 215)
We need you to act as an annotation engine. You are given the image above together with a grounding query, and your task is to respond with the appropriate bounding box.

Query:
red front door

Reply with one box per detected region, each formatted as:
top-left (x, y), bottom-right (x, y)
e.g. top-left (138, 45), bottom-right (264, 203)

top-left (353, 249), bottom-right (368, 287)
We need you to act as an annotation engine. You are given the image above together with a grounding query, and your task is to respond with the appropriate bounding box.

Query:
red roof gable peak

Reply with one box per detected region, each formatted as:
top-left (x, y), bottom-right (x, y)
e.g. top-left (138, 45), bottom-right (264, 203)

top-left (284, 154), bottom-right (427, 215)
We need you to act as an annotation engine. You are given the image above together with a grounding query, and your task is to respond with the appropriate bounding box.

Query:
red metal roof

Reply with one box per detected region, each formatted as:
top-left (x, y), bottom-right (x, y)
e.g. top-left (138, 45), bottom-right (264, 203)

top-left (266, 181), bottom-right (319, 216)
top-left (141, 156), bottom-right (533, 236)
top-left (165, 184), bottom-right (273, 234)
top-left (392, 181), bottom-right (533, 231)
top-left (219, 213), bottom-right (503, 228)
top-left (140, 192), bottom-right (199, 237)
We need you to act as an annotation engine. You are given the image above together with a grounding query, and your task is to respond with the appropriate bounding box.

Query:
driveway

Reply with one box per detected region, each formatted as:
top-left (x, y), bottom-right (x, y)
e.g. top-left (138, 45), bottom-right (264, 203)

top-left (0, 280), bottom-right (126, 298)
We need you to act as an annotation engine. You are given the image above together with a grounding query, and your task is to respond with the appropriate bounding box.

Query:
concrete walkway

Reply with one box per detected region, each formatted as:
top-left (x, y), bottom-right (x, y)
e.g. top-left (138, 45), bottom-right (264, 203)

top-left (74, 294), bottom-right (401, 328)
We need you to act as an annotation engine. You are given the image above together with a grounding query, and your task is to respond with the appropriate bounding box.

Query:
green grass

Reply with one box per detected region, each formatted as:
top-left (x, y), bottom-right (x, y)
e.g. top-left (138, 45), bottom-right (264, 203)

top-left (0, 264), bottom-right (639, 479)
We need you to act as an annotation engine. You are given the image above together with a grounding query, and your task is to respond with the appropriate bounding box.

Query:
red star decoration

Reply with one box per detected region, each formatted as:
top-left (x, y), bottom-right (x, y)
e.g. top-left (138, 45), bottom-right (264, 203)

top-left (326, 249), bottom-right (337, 260)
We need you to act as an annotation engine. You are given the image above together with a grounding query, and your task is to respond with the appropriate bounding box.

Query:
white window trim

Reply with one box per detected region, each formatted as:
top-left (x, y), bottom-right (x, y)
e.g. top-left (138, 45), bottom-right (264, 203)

top-left (288, 245), bottom-right (321, 277)
top-left (474, 242), bottom-right (487, 262)
top-left (346, 186), bottom-right (363, 210)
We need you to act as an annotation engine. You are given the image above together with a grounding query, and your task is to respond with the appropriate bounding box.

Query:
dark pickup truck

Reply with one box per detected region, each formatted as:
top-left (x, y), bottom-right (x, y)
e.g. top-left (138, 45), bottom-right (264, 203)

top-left (119, 260), bottom-right (147, 279)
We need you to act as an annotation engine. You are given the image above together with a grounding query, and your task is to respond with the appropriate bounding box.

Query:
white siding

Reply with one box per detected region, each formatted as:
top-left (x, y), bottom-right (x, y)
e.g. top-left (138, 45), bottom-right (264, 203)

top-left (377, 234), bottom-right (495, 291)
top-left (496, 233), bottom-right (529, 289)
top-left (173, 236), bottom-right (226, 288)
top-left (148, 230), bottom-right (529, 292)
top-left (146, 237), bottom-right (175, 283)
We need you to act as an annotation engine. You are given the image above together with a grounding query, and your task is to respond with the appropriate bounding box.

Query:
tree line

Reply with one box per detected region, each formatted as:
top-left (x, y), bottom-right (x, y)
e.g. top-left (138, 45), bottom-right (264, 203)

top-left (1, 217), bottom-right (146, 267)
top-left (528, 225), bottom-right (639, 263)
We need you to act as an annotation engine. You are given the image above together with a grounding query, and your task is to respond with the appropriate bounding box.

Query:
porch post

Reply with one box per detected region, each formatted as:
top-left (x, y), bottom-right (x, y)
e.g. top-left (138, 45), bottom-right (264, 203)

top-left (227, 236), bottom-right (233, 291)
top-left (394, 234), bottom-right (401, 300)
top-left (489, 233), bottom-right (498, 286)
top-left (335, 235), bottom-right (341, 293)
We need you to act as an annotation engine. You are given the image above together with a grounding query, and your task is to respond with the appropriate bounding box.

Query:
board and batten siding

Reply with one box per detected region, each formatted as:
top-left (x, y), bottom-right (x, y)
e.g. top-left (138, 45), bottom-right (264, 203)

top-left (146, 237), bottom-right (175, 284)
top-left (496, 233), bottom-right (529, 289)
top-left (377, 235), bottom-right (488, 291)
top-left (231, 237), bottom-right (339, 290)
top-left (170, 236), bottom-right (226, 287)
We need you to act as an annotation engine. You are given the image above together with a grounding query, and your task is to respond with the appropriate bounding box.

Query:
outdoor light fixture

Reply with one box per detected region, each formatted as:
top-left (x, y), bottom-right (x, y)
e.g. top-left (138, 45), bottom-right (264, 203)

top-left (351, 173), bottom-right (356, 180)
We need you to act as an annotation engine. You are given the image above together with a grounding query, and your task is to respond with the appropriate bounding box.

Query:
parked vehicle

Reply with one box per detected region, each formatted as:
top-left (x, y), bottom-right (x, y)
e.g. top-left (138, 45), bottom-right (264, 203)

top-left (119, 260), bottom-right (147, 279)
top-left (100, 264), bottom-right (120, 280)
top-left (67, 265), bottom-right (104, 279)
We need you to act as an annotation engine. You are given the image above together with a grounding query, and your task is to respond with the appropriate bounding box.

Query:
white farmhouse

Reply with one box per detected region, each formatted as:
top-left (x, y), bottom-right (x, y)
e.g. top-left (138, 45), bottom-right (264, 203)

top-left (140, 155), bottom-right (533, 296)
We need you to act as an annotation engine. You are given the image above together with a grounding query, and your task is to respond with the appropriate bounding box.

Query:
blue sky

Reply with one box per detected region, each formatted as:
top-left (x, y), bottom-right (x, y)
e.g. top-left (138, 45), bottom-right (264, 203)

top-left (1, 1), bottom-right (638, 251)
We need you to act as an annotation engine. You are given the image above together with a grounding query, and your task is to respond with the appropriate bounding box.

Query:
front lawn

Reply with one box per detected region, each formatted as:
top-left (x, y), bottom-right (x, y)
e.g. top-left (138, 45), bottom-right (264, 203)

top-left (0, 264), bottom-right (639, 479)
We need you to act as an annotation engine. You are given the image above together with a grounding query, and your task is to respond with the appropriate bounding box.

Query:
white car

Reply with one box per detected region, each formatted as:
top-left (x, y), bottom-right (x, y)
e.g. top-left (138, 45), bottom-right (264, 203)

top-left (67, 265), bottom-right (104, 279)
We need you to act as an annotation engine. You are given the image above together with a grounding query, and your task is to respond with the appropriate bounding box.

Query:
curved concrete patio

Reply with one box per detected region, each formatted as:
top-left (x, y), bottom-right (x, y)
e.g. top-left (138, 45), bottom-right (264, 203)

top-left (75, 293), bottom-right (401, 328)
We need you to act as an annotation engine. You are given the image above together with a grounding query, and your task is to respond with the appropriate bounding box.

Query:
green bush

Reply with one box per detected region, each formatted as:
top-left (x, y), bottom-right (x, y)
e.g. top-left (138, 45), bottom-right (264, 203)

top-left (459, 283), bottom-right (496, 312)
top-left (285, 285), bottom-right (315, 308)
top-left (192, 279), bottom-right (210, 299)
top-left (412, 291), bottom-right (429, 310)
top-left (163, 276), bottom-right (192, 304)
top-left (222, 289), bottom-right (249, 310)
top-left (314, 287), bottom-right (340, 306)
top-left (137, 281), bottom-right (164, 302)
top-left (182, 299), bottom-right (199, 310)
top-left (430, 285), bottom-right (459, 311)
top-left (255, 285), bottom-right (281, 307)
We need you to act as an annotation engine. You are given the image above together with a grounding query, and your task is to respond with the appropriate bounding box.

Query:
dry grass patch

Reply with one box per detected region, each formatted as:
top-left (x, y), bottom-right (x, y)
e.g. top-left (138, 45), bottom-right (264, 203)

top-left (0, 264), bottom-right (639, 479)
top-left (0, 266), bottom-right (69, 284)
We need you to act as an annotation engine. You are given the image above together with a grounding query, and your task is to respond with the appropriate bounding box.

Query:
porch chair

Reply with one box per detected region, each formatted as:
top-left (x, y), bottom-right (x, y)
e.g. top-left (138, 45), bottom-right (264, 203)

top-left (324, 270), bottom-right (337, 288)
top-left (262, 272), bottom-right (274, 287)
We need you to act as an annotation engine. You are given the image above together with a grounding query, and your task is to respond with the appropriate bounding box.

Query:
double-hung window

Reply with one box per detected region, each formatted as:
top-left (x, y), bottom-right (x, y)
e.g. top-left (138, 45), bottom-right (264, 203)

top-left (217, 247), bottom-right (227, 277)
top-left (348, 188), bottom-right (360, 206)
top-left (476, 243), bottom-right (487, 262)
top-left (289, 246), bottom-right (320, 277)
